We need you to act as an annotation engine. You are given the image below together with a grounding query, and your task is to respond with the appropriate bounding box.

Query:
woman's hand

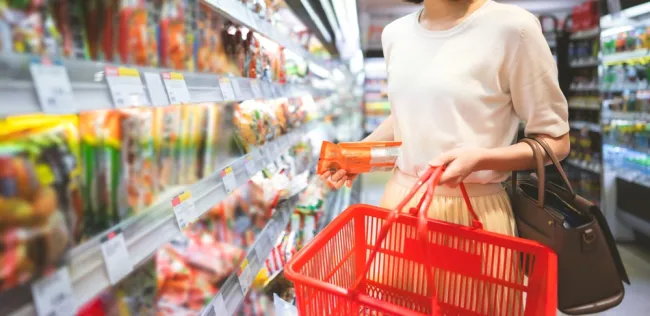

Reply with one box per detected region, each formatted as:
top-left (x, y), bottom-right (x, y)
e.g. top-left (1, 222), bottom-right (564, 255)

top-left (429, 147), bottom-right (489, 187)
top-left (320, 170), bottom-right (358, 190)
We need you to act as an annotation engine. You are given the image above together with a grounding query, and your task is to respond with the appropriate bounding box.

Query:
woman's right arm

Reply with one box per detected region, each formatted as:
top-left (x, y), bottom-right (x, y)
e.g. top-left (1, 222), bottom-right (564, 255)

top-left (363, 114), bottom-right (395, 142)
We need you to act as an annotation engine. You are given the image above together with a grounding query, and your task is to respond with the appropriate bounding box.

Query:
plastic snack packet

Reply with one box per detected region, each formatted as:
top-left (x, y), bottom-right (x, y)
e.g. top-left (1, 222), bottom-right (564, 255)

top-left (317, 141), bottom-right (402, 175)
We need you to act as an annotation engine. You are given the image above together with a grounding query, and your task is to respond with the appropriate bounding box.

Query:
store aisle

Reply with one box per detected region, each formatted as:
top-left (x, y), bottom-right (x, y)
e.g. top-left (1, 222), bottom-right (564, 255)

top-left (359, 174), bottom-right (650, 315)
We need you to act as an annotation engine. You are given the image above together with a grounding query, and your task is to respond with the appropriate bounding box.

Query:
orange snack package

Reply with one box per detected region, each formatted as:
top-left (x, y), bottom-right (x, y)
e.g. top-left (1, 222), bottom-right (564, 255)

top-left (317, 141), bottom-right (402, 175)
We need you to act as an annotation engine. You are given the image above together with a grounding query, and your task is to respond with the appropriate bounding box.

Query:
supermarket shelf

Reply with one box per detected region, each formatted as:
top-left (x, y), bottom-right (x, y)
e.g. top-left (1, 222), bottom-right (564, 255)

top-left (200, 194), bottom-right (299, 316)
top-left (602, 49), bottom-right (650, 66)
top-left (204, 0), bottom-right (329, 69)
top-left (8, 123), bottom-right (319, 316)
top-left (570, 83), bottom-right (599, 92)
top-left (570, 121), bottom-right (601, 132)
top-left (570, 27), bottom-right (600, 40)
top-left (0, 53), bottom-right (326, 117)
top-left (568, 99), bottom-right (600, 110)
top-left (566, 159), bottom-right (602, 174)
top-left (616, 168), bottom-right (650, 189)
top-left (570, 57), bottom-right (599, 68)
top-left (603, 111), bottom-right (650, 121)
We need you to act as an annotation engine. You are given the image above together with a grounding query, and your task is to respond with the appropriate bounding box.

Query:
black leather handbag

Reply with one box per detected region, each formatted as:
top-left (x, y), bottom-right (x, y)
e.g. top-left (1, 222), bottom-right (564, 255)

top-left (509, 137), bottom-right (629, 315)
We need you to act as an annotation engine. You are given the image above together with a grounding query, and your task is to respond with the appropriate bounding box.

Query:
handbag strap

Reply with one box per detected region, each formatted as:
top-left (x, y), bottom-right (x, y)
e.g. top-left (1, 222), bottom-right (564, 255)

top-left (526, 136), bottom-right (577, 197)
top-left (516, 138), bottom-right (546, 208)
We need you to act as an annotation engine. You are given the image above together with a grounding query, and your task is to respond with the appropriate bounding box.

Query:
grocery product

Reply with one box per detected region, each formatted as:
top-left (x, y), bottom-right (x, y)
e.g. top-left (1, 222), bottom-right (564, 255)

top-left (116, 0), bottom-right (156, 66)
top-left (0, 0), bottom-right (45, 54)
top-left (159, 0), bottom-right (193, 70)
top-left (234, 100), bottom-right (268, 147)
top-left (153, 105), bottom-right (182, 191)
top-left (0, 115), bottom-right (85, 291)
top-left (178, 105), bottom-right (204, 184)
top-left (317, 141), bottom-right (402, 175)
top-left (198, 103), bottom-right (221, 178)
top-left (104, 109), bottom-right (156, 221)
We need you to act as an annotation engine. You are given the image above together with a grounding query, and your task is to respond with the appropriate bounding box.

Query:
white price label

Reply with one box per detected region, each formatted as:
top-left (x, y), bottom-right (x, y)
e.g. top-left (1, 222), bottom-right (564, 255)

top-left (254, 233), bottom-right (273, 263)
top-left (161, 72), bottom-right (191, 104)
top-left (172, 192), bottom-right (196, 230)
top-left (274, 294), bottom-right (299, 316)
top-left (219, 78), bottom-right (236, 101)
top-left (101, 230), bottom-right (133, 284)
top-left (237, 79), bottom-right (254, 100)
top-left (221, 167), bottom-right (237, 194)
top-left (143, 72), bottom-right (170, 106)
top-left (230, 78), bottom-right (243, 100)
top-left (238, 255), bottom-right (258, 294)
top-left (211, 294), bottom-right (226, 315)
top-left (31, 268), bottom-right (76, 316)
top-left (105, 67), bottom-right (149, 108)
top-left (29, 61), bottom-right (76, 114)
top-left (250, 80), bottom-right (263, 99)
top-left (245, 156), bottom-right (257, 177)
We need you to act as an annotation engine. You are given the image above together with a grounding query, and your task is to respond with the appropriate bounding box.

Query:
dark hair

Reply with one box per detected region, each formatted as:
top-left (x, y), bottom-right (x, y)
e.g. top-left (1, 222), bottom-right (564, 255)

top-left (404, 0), bottom-right (424, 3)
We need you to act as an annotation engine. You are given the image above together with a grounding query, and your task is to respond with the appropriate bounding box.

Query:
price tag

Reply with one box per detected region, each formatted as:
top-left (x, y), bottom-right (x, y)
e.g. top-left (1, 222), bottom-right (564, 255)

top-left (105, 66), bottom-right (149, 108)
top-left (221, 166), bottom-right (237, 194)
top-left (219, 77), bottom-right (236, 101)
top-left (161, 72), bottom-right (191, 104)
top-left (222, 276), bottom-right (244, 314)
top-left (274, 294), bottom-right (299, 316)
top-left (143, 72), bottom-right (170, 106)
top-left (250, 80), bottom-right (263, 99)
top-left (230, 78), bottom-right (243, 100)
top-left (238, 253), bottom-right (259, 294)
top-left (261, 82), bottom-right (273, 99)
top-left (29, 59), bottom-right (76, 114)
top-left (100, 228), bottom-right (133, 285)
top-left (210, 294), bottom-right (226, 315)
top-left (171, 191), bottom-right (196, 230)
top-left (31, 268), bottom-right (76, 316)
top-left (254, 232), bottom-right (273, 262)
top-left (245, 155), bottom-right (257, 177)
top-left (237, 78), bottom-right (254, 100)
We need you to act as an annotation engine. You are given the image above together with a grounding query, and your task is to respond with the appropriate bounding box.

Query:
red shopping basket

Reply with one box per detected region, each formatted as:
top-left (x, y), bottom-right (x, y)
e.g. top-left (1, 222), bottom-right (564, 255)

top-left (286, 166), bottom-right (557, 316)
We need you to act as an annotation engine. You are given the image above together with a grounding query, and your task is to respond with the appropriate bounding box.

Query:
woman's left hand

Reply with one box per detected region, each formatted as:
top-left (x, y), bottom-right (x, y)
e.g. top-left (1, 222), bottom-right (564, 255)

top-left (429, 147), bottom-right (489, 187)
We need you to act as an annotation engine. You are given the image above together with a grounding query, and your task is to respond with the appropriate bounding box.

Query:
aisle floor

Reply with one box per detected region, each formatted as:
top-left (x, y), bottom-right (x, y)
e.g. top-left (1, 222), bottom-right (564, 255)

top-left (359, 174), bottom-right (650, 316)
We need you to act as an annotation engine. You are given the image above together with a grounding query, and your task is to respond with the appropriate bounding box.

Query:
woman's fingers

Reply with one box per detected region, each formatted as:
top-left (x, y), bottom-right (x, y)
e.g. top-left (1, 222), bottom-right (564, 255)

top-left (334, 177), bottom-right (347, 189)
top-left (320, 171), bottom-right (331, 182)
top-left (330, 169), bottom-right (347, 182)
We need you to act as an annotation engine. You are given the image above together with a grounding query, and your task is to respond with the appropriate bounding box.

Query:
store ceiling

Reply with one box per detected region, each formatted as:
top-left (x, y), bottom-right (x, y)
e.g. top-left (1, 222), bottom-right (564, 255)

top-left (358, 0), bottom-right (587, 52)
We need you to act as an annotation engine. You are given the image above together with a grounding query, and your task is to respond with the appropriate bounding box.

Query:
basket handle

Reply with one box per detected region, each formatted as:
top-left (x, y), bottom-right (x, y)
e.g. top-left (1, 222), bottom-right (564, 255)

top-left (349, 166), bottom-right (483, 314)
top-left (409, 168), bottom-right (483, 230)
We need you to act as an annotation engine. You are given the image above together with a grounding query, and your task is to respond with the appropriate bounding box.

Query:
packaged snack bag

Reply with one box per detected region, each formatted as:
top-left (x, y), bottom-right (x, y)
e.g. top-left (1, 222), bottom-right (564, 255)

top-left (153, 106), bottom-right (182, 190)
top-left (0, 0), bottom-right (45, 54)
top-left (104, 109), bottom-right (156, 222)
top-left (159, 0), bottom-right (186, 69)
top-left (178, 105), bottom-right (204, 184)
top-left (44, 0), bottom-right (72, 57)
top-left (198, 103), bottom-right (220, 178)
top-left (79, 111), bottom-right (111, 234)
top-left (317, 141), bottom-right (402, 175)
top-left (116, 0), bottom-right (152, 66)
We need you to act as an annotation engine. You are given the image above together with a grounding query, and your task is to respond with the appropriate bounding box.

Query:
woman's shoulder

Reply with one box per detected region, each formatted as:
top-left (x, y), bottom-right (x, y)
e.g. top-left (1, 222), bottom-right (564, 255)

top-left (382, 12), bottom-right (417, 39)
top-left (480, 1), bottom-right (543, 37)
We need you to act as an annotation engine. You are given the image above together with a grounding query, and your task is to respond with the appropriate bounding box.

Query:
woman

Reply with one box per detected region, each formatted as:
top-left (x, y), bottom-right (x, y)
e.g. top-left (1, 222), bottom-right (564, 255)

top-left (322, 0), bottom-right (569, 313)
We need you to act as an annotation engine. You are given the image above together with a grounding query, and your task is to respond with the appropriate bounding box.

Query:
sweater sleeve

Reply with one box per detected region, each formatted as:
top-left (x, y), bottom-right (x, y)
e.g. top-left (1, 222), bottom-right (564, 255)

top-left (509, 14), bottom-right (569, 138)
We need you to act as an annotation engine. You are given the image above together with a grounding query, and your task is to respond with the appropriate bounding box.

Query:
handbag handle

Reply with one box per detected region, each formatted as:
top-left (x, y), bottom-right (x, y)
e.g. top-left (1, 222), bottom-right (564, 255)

top-left (526, 136), bottom-right (577, 198)
top-left (514, 138), bottom-right (547, 208)
top-left (349, 166), bottom-right (481, 315)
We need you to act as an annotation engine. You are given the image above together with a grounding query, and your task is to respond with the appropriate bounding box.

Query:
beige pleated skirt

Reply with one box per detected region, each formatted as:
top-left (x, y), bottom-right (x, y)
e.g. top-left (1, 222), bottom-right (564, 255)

top-left (368, 169), bottom-right (524, 316)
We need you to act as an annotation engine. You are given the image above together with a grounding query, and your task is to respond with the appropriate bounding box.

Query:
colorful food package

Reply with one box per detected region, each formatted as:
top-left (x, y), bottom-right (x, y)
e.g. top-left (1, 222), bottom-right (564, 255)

top-left (178, 105), bottom-right (204, 185)
top-left (233, 101), bottom-right (267, 147)
top-left (198, 103), bottom-right (221, 178)
top-left (153, 106), bottom-right (182, 190)
top-left (79, 110), bottom-right (111, 234)
top-left (0, 115), bottom-right (83, 291)
top-left (0, 0), bottom-right (45, 54)
top-left (44, 0), bottom-right (73, 57)
top-left (159, 0), bottom-right (193, 70)
top-left (317, 141), bottom-right (402, 175)
top-left (104, 109), bottom-right (156, 221)
top-left (115, 0), bottom-right (157, 66)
